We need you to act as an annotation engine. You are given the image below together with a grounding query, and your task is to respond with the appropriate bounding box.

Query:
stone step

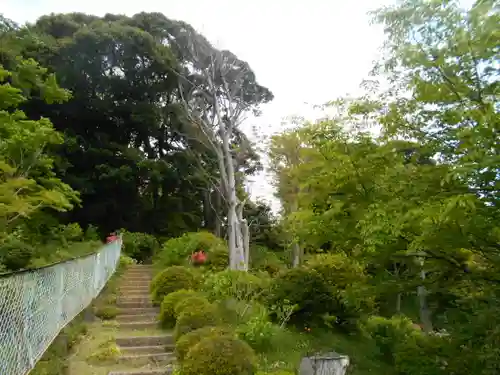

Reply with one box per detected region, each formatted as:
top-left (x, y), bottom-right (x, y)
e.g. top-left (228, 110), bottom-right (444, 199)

top-left (122, 278), bottom-right (152, 283)
top-left (123, 273), bottom-right (152, 278)
top-left (120, 285), bottom-right (151, 291)
top-left (119, 345), bottom-right (174, 355)
top-left (117, 307), bottom-right (159, 315)
top-left (119, 296), bottom-right (152, 302)
top-left (117, 299), bottom-right (153, 309)
top-left (119, 293), bottom-right (151, 300)
top-left (117, 352), bottom-right (175, 365)
top-left (116, 313), bottom-right (157, 323)
top-left (119, 321), bottom-right (159, 330)
top-left (109, 368), bottom-right (173, 375)
top-left (120, 284), bottom-right (151, 290)
top-left (116, 335), bottom-right (174, 347)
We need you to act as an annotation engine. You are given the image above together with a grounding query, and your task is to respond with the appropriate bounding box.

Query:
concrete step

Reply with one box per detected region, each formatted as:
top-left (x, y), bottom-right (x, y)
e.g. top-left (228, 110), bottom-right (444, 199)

top-left (117, 352), bottom-right (175, 365)
top-left (117, 298), bottom-right (153, 308)
top-left (116, 335), bottom-right (174, 347)
top-left (120, 284), bottom-right (151, 290)
top-left (118, 293), bottom-right (151, 300)
top-left (119, 321), bottom-right (159, 330)
top-left (117, 307), bottom-right (158, 315)
top-left (119, 345), bottom-right (174, 355)
top-left (122, 279), bottom-right (152, 284)
top-left (116, 313), bottom-right (157, 323)
top-left (109, 368), bottom-right (173, 375)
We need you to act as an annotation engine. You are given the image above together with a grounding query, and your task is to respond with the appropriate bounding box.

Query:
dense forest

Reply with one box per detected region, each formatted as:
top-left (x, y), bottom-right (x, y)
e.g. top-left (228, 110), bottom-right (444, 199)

top-left (0, 10), bottom-right (277, 270)
top-left (1, 0), bottom-right (499, 374)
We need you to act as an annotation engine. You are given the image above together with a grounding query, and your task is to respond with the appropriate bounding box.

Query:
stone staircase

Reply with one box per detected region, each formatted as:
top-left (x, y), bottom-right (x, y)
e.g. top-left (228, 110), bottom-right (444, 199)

top-left (108, 264), bottom-right (174, 375)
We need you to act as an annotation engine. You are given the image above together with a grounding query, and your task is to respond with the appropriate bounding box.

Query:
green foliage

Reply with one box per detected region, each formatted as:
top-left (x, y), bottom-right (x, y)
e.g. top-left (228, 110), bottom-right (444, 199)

top-left (236, 308), bottom-right (284, 353)
top-left (360, 315), bottom-right (419, 362)
top-left (202, 269), bottom-right (265, 302)
top-left (176, 326), bottom-right (235, 363)
top-left (118, 255), bottom-right (136, 269)
top-left (174, 296), bottom-right (212, 317)
top-left (86, 337), bottom-right (121, 363)
top-left (154, 231), bottom-right (228, 270)
top-left (121, 230), bottom-right (160, 262)
top-left (0, 59), bottom-right (77, 235)
top-left (159, 289), bottom-right (201, 328)
top-left (150, 266), bottom-right (199, 305)
top-left (394, 332), bottom-right (451, 375)
top-left (267, 267), bottom-right (336, 326)
top-left (174, 303), bottom-right (220, 341)
top-left (306, 253), bottom-right (375, 327)
top-left (181, 335), bottom-right (257, 375)
top-left (0, 238), bottom-right (34, 271)
top-left (94, 305), bottom-right (119, 320)
top-left (250, 245), bottom-right (286, 275)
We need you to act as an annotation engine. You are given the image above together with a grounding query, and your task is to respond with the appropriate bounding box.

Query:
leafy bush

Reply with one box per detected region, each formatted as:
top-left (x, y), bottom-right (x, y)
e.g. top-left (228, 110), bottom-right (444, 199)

top-left (360, 315), bottom-right (420, 362)
top-left (174, 304), bottom-right (220, 341)
top-left (154, 231), bottom-right (228, 270)
top-left (306, 253), bottom-right (374, 329)
top-left (174, 296), bottom-right (212, 317)
top-left (236, 311), bottom-right (284, 353)
top-left (394, 331), bottom-right (451, 375)
top-left (119, 255), bottom-right (136, 269)
top-left (181, 335), bottom-right (257, 375)
top-left (305, 253), bottom-right (366, 287)
top-left (122, 230), bottom-right (159, 262)
top-left (202, 269), bottom-right (265, 302)
top-left (160, 289), bottom-right (201, 328)
top-left (86, 337), bottom-right (121, 363)
top-left (176, 326), bottom-right (235, 362)
top-left (94, 305), bottom-right (119, 320)
top-left (250, 245), bottom-right (286, 275)
top-left (150, 266), bottom-right (199, 304)
top-left (0, 238), bottom-right (34, 271)
top-left (267, 267), bottom-right (337, 326)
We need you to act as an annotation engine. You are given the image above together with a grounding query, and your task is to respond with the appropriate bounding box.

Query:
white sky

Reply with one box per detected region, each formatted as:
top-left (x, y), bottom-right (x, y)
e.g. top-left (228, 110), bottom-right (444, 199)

top-left (1, 0), bottom-right (393, 210)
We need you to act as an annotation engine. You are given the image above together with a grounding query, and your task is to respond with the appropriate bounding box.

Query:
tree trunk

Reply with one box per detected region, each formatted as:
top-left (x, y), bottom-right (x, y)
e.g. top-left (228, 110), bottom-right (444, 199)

top-left (417, 257), bottom-right (433, 332)
top-left (214, 187), bottom-right (222, 237)
top-left (290, 199), bottom-right (302, 267)
top-left (394, 263), bottom-right (401, 314)
top-left (220, 122), bottom-right (247, 270)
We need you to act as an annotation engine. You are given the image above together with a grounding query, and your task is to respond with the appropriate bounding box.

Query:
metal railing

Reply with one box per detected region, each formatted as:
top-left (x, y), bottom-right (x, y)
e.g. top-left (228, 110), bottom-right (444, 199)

top-left (0, 239), bottom-right (122, 375)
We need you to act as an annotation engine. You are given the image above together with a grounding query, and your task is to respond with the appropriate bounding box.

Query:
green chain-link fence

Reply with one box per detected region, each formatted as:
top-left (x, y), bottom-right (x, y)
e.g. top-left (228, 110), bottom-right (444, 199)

top-left (0, 239), bottom-right (122, 375)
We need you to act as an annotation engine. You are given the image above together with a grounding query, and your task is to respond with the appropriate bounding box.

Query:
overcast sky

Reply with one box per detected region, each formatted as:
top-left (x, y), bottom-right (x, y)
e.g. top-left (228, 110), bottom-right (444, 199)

top-left (2, 0), bottom-right (393, 210)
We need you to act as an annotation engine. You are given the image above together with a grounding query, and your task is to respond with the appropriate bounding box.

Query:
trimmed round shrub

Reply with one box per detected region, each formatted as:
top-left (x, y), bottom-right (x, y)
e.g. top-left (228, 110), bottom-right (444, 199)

top-left (159, 289), bottom-right (201, 328)
top-left (174, 296), bottom-right (212, 317)
top-left (176, 326), bottom-right (235, 362)
top-left (150, 266), bottom-right (198, 305)
top-left (154, 232), bottom-right (228, 269)
top-left (181, 335), bottom-right (257, 375)
top-left (174, 304), bottom-right (220, 341)
top-left (202, 269), bottom-right (265, 302)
